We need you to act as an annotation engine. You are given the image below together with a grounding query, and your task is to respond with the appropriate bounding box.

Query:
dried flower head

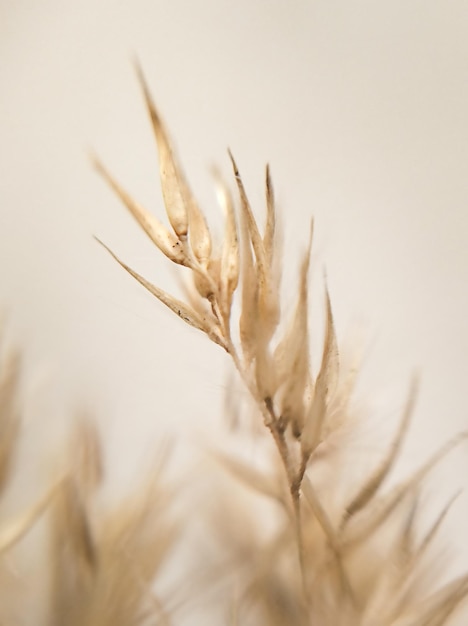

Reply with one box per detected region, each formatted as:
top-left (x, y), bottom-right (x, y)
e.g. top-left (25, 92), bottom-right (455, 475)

top-left (96, 66), bottom-right (468, 625)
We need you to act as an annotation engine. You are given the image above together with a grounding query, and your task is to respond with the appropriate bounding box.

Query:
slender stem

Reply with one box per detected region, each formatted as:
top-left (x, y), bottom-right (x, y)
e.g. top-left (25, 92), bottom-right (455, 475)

top-left (215, 308), bottom-right (312, 618)
top-left (291, 483), bottom-right (310, 620)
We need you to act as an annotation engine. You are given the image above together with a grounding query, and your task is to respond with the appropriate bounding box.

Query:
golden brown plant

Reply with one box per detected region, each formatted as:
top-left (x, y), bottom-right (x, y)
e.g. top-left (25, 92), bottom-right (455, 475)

top-left (0, 339), bottom-right (64, 623)
top-left (48, 422), bottom-right (177, 626)
top-left (95, 65), bottom-right (468, 625)
top-left (0, 342), bottom-right (65, 549)
top-left (0, 337), bottom-right (177, 625)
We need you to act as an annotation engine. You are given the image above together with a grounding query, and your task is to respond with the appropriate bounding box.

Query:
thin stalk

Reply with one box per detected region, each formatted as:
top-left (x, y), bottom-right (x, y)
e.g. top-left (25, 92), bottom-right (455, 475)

top-left (291, 483), bottom-right (310, 621)
top-left (221, 326), bottom-right (310, 614)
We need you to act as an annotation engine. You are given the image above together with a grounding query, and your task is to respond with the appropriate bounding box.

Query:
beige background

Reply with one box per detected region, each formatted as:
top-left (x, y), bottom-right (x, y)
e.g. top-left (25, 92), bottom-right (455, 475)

top-left (1, 0), bottom-right (468, 601)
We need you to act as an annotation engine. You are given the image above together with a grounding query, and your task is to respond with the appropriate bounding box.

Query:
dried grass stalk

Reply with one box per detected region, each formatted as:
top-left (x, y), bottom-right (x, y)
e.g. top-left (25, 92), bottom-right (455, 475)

top-left (95, 68), bottom-right (468, 625)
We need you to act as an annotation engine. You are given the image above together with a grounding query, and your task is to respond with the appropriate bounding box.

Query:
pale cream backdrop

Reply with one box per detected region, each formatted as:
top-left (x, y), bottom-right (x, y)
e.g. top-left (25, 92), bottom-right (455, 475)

top-left (1, 0), bottom-right (468, 617)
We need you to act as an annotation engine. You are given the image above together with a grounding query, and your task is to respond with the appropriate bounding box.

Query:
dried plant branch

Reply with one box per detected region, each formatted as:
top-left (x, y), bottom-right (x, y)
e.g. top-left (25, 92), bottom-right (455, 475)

top-left (95, 66), bottom-right (468, 625)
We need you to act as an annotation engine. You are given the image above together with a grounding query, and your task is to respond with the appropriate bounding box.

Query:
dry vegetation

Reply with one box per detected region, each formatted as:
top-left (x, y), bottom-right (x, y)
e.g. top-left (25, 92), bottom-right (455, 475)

top-left (0, 66), bottom-right (467, 624)
top-left (0, 343), bottom-right (177, 625)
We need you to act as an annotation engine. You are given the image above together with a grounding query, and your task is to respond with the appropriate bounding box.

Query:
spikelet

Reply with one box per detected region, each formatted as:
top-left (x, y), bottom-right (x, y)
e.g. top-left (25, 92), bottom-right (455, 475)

top-left (274, 221), bottom-right (313, 438)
